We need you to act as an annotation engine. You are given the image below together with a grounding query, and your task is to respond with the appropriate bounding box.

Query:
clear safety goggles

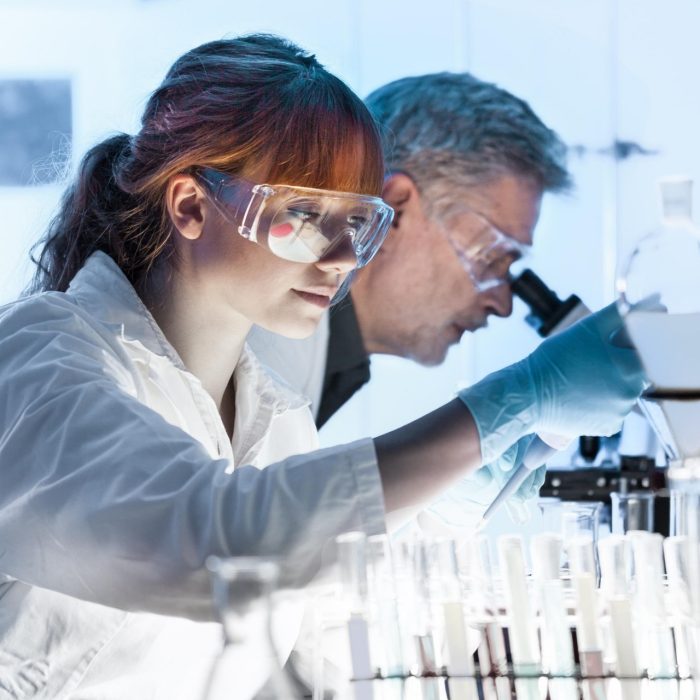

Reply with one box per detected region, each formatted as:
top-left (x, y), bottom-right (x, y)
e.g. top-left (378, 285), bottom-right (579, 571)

top-left (195, 168), bottom-right (394, 267)
top-left (441, 209), bottom-right (531, 292)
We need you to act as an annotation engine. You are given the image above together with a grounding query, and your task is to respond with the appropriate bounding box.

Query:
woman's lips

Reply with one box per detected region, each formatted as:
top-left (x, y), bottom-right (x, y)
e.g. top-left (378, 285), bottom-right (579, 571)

top-left (293, 289), bottom-right (332, 309)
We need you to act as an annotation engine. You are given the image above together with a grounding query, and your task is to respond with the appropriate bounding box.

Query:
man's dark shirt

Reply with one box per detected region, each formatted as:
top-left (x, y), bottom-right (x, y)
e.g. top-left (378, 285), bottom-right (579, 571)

top-left (316, 297), bottom-right (371, 428)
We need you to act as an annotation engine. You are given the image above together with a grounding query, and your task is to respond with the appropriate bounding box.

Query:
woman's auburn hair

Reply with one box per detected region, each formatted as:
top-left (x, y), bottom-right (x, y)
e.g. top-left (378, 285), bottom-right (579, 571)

top-left (30, 34), bottom-right (385, 293)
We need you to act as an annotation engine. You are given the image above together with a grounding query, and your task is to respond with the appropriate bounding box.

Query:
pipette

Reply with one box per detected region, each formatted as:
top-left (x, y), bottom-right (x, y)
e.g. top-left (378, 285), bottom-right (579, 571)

top-left (476, 435), bottom-right (562, 531)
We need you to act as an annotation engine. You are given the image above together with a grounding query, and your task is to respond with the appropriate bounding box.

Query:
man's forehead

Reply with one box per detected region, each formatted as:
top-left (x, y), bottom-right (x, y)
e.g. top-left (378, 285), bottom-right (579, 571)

top-left (451, 175), bottom-right (543, 245)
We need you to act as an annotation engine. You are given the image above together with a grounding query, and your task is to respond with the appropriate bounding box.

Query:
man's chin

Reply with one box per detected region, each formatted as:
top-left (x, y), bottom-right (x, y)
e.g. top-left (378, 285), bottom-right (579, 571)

top-left (411, 344), bottom-right (450, 367)
top-left (408, 320), bottom-right (486, 365)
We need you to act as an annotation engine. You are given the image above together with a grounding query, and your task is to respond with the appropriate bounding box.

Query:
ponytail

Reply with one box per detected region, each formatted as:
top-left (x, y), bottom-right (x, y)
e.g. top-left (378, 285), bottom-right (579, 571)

top-left (28, 133), bottom-right (173, 293)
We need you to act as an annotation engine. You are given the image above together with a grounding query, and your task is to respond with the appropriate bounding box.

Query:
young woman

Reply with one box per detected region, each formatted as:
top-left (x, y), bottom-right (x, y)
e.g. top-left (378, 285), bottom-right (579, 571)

top-left (0, 34), bottom-right (643, 699)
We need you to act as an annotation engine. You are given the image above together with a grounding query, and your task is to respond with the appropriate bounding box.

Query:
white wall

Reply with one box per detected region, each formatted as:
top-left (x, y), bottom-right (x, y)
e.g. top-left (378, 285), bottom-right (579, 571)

top-left (0, 0), bottom-right (695, 451)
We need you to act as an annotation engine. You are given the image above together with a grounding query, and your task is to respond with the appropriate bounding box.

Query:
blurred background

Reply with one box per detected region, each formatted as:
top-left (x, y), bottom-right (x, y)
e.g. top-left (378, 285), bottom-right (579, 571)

top-left (0, 0), bottom-right (696, 448)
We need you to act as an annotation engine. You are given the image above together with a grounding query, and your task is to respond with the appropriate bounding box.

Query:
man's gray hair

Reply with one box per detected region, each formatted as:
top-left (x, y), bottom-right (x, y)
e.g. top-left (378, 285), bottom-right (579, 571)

top-left (365, 72), bottom-right (571, 218)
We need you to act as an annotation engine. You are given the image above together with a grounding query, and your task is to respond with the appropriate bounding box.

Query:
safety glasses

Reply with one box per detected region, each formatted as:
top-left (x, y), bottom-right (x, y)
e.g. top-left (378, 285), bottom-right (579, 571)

top-left (195, 168), bottom-right (394, 268)
top-left (440, 209), bottom-right (531, 292)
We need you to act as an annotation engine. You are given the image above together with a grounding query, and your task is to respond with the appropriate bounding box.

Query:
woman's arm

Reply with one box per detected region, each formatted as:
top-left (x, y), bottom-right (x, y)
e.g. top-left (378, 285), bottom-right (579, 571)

top-left (375, 399), bottom-right (481, 530)
top-left (0, 298), bottom-right (385, 618)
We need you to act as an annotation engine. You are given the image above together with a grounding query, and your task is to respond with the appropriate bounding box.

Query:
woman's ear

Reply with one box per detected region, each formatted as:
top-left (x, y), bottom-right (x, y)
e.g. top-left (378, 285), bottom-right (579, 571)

top-left (165, 174), bottom-right (207, 240)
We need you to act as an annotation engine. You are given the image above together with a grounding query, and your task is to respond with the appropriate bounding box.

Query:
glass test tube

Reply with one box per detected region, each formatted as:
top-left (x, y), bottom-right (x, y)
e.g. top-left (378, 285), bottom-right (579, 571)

top-left (336, 532), bottom-right (375, 700)
top-left (530, 534), bottom-right (577, 700)
top-left (497, 535), bottom-right (541, 700)
top-left (629, 532), bottom-right (677, 679)
top-left (462, 536), bottom-right (509, 700)
top-left (411, 539), bottom-right (440, 676)
top-left (664, 535), bottom-right (700, 679)
top-left (664, 536), bottom-right (694, 679)
top-left (670, 491), bottom-right (700, 540)
top-left (433, 539), bottom-right (479, 700)
top-left (598, 535), bottom-right (631, 675)
top-left (568, 538), bottom-right (603, 666)
top-left (598, 535), bottom-right (641, 700)
top-left (366, 534), bottom-right (406, 678)
top-left (408, 539), bottom-right (442, 700)
top-left (569, 537), bottom-right (607, 700)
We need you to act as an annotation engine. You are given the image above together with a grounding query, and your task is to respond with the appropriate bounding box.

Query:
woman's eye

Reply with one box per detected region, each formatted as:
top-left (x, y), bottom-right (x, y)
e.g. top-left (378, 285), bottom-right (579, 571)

top-left (348, 215), bottom-right (368, 229)
top-left (288, 208), bottom-right (320, 223)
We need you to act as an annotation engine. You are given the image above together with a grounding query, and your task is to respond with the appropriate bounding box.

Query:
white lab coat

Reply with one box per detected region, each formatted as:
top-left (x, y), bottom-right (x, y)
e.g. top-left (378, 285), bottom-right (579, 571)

top-left (248, 316), bottom-right (329, 420)
top-left (0, 252), bottom-right (386, 699)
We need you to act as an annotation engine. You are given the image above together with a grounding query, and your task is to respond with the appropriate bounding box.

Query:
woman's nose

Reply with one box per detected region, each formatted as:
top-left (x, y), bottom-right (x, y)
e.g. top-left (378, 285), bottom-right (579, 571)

top-left (315, 232), bottom-right (358, 274)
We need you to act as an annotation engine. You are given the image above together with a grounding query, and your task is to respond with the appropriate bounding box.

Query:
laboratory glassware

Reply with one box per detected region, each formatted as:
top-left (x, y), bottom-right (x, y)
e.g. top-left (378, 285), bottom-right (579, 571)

top-left (204, 556), bottom-right (295, 700)
top-left (617, 177), bottom-right (700, 559)
top-left (610, 491), bottom-right (655, 534)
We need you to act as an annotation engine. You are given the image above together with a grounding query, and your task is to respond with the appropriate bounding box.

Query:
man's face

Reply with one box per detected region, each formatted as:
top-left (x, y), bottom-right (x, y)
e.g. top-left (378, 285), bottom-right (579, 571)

top-left (351, 173), bottom-right (543, 365)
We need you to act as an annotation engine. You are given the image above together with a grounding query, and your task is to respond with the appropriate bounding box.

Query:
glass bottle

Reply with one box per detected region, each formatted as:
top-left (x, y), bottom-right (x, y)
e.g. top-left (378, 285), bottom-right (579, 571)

top-left (203, 556), bottom-right (296, 700)
top-left (617, 176), bottom-right (700, 460)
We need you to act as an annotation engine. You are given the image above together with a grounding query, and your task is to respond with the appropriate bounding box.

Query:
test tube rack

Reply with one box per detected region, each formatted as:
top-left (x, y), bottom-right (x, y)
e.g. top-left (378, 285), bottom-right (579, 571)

top-left (318, 531), bottom-right (700, 700)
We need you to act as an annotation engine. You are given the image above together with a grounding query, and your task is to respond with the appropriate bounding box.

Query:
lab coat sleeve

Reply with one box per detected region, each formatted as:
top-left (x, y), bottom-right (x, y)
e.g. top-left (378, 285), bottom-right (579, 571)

top-left (0, 298), bottom-right (386, 620)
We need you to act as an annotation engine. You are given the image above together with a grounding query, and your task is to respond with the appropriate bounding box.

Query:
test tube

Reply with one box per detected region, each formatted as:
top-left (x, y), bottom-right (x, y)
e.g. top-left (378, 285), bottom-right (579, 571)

top-left (433, 539), bottom-right (479, 700)
top-left (336, 532), bottom-right (374, 700)
top-left (530, 534), bottom-right (577, 700)
top-left (366, 534), bottom-right (406, 679)
top-left (628, 532), bottom-right (677, 679)
top-left (598, 536), bottom-right (631, 677)
top-left (670, 491), bottom-right (700, 540)
top-left (497, 535), bottom-right (541, 700)
top-left (608, 596), bottom-right (642, 700)
top-left (599, 536), bottom-right (631, 602)
top-left (663, 536), bottom-right (693, 679)
top-left (568, 537), bottom-right (603, 668)
top-left (664, 535), bottom-right (700, 679)
top-left (412, 539), bottom-right (440, 677)
top-left (569, 536), bottom-right (607, 700)
top-left (391, 538), bottom-right (442, 700)
top-left (463, 536), bottom-right (509, 700)
top-left (598, 535), bottom-right (642, 700)
top-left (600, 538), bottom-right (641, 697)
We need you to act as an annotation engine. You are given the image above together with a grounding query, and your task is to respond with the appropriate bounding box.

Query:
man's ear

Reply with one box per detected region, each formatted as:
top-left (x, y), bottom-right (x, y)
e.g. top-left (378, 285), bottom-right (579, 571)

top-left (382, 173), bottom-right (419, 229)
top-left (165, 174), bottom-right (207, 241)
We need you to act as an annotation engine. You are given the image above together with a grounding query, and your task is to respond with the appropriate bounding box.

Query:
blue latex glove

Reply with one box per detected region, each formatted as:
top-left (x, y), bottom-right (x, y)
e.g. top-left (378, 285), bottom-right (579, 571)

top-left (423, 434), bottom-right (543, 530)
top-left (459, 302), bottom-right (646, 464)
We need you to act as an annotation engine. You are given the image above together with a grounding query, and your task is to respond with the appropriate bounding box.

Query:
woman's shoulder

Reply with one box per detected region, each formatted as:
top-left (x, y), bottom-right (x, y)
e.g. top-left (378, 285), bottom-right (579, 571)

top-left (0, 290), bottom-right (135, 392)
top-left (0, 291), bottom-right (83, 333)
top-left (0, 290), bottom-right (107, 346)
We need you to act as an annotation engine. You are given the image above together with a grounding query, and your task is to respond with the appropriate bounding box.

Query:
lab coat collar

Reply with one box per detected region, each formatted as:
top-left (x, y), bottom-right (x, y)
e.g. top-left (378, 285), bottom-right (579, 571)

top-left (68, 251), bottom-right (186, 370)
top-left (67, 251), bottom-right (309, 420)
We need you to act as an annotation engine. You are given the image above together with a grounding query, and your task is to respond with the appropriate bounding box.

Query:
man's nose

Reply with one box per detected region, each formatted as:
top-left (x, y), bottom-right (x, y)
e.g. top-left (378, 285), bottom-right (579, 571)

top-left (483, 282), bottom-right (514, 318)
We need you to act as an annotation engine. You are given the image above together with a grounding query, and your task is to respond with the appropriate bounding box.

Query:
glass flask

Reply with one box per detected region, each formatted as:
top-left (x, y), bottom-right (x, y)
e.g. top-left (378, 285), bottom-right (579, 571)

top-left (617, 176), bottom-right (700, 460)
top-left (203, 556), bottom-right (296, 700)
